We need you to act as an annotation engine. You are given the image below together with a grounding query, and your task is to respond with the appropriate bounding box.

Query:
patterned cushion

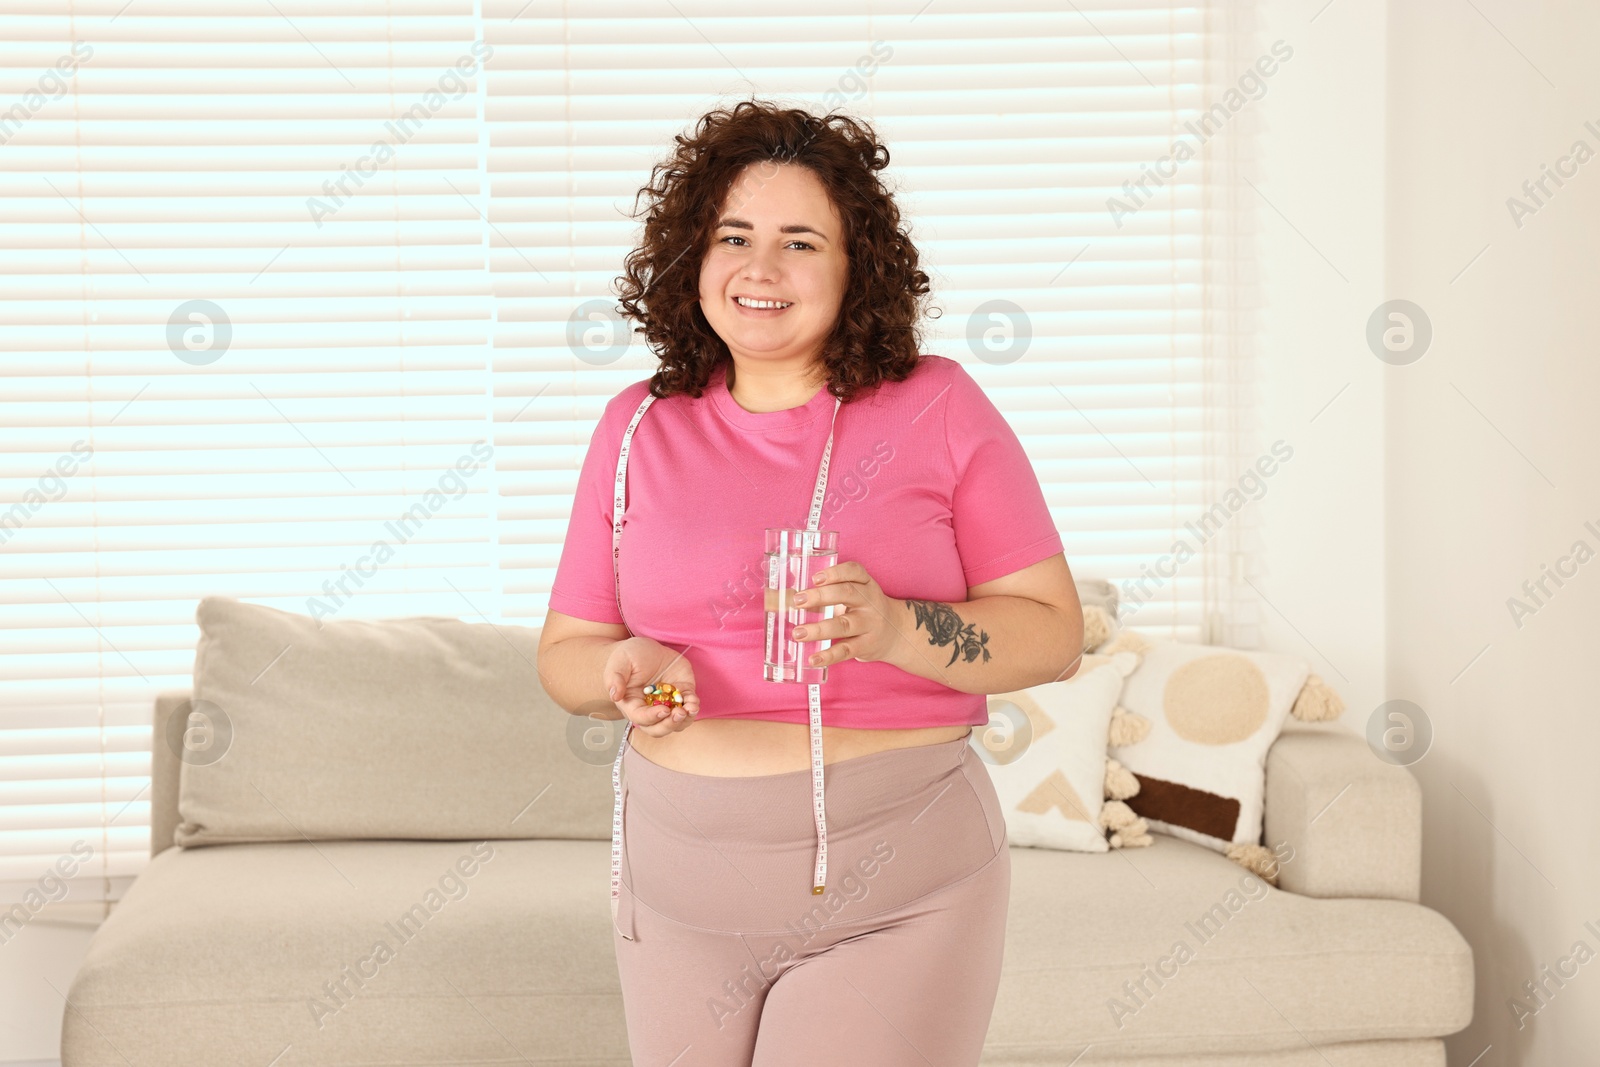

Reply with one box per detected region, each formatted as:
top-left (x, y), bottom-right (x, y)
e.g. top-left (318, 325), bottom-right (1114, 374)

top-left (969, 655), bottom-right (1136, 852)
top-left (1108, 639), bottom-right (1309, 852)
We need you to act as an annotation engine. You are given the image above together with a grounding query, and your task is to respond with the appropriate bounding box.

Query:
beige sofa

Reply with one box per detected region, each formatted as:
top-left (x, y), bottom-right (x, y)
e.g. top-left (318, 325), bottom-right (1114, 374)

top-left (62, 597), bottom-right (1474, 1066)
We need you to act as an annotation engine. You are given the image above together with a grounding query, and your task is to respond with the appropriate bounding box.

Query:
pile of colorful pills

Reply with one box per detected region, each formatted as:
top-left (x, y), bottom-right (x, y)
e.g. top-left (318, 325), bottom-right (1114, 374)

top-left (642, 681), bottom-right (684, 709)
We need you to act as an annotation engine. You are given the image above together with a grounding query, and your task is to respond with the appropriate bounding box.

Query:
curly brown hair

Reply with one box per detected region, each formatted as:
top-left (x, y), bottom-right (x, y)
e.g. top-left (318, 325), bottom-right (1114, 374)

top-left (614, 98), bottom-right (938, 405)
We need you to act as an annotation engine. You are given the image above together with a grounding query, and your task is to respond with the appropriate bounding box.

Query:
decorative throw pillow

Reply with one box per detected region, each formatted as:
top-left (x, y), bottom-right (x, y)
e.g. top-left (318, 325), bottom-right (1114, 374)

top-left (174, 596), bottom-right (613, 847)
top-left (1106, 636), bottom-right (1310, 857)
top-left (969, 651), bottom-right (1139, 852)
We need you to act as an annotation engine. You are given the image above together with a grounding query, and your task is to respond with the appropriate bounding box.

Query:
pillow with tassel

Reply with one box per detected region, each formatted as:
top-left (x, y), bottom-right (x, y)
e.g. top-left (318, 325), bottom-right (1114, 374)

top-left (1103, 630), bottom-right (1345, 883)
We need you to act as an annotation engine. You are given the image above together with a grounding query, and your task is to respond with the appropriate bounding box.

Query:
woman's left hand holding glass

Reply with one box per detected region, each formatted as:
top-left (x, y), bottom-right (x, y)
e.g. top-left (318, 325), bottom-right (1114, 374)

top-left (788, 560), bottom-right (908, 669)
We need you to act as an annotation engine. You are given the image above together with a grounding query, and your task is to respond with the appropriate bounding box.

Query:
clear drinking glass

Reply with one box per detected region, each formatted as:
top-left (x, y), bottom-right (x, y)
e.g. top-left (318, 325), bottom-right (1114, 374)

top-left (763, 528), bottom-right (839, 684)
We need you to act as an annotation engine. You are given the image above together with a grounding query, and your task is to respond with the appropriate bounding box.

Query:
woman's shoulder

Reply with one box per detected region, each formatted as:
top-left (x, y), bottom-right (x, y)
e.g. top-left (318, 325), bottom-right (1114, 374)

top-left (892, 353), bottom-right (976, 390)
top-left (856, 353), bottom-right (981, 411)
top-left (595, 374), bottom-right (660, 424)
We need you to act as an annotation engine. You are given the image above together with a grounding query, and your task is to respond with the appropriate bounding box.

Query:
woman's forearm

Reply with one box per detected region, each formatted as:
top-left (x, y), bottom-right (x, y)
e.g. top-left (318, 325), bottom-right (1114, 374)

top-left (538, 635), bottom-right (627, 718)
top-left (878, 595), bottom-right (1084, 695)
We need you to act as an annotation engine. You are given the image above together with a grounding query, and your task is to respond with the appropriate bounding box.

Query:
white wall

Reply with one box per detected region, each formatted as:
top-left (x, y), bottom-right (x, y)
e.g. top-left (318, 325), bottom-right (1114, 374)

top-left (1384, 1), bottom-right (1600, 1063)
top-left (1257, 0), bottom-right (1600, 1061)
top-left (1, 920), bottom-right (95, 1061)
top-left (1251, 0), bottom-right (1389, 728)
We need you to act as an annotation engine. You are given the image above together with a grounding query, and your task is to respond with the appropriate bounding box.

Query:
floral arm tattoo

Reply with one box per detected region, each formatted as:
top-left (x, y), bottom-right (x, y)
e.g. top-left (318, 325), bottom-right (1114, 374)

top-left (905, 599), bottom-right (991, 667)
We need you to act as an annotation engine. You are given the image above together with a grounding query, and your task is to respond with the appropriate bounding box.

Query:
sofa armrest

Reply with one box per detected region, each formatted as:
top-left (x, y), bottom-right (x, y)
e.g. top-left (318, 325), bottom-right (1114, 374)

top-left (1263, 722), bottom-right (1421, 902)
top-left (151, 689), bottom-right (192, 858)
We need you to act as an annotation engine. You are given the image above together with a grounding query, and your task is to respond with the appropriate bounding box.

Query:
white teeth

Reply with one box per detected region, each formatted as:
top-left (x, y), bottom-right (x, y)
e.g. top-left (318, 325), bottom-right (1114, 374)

top-left (735, 296), bottom-right (792, 309)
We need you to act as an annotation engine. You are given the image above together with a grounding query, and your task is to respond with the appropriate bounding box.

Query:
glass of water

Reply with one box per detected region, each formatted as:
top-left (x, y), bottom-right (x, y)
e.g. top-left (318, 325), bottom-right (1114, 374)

top-left (763, 528), bottom-right (839, 684)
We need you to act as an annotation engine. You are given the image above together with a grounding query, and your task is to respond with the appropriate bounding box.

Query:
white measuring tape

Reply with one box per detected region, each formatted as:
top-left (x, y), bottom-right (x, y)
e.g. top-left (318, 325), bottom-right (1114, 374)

top-left (608, 386), bottom-right (843, 939)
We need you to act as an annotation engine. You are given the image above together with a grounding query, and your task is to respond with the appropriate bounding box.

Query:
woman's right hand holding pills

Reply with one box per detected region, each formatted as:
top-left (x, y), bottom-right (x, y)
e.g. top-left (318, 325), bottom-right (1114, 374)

top-left (603, 637), bottom-right (701, 737)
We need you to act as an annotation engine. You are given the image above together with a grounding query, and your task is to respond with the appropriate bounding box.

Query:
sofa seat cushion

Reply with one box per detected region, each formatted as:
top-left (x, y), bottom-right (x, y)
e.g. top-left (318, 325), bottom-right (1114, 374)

top-left (64, 834), bottom-right (1474, 1066)
top-left (988, 834), bottom-right (1474, 1060)
top-left (63, 839), bottom-right (632, 1066)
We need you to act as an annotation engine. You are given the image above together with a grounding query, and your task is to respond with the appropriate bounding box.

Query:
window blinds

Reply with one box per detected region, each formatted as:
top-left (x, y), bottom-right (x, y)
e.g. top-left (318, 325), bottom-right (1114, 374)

top-left (0, 0), bottom-right (1255, 913)
top-left (0, 1), bottom-right (495, 916)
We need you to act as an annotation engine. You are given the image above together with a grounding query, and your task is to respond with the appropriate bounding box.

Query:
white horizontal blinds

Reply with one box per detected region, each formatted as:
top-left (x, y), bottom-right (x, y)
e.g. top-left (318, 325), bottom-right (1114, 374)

top-left (486, 1), bottom-right (1250, 638)
top-left (886, 2), bottom-right (1254, 643)
top-left (0, 3), bottom-right (493, 908)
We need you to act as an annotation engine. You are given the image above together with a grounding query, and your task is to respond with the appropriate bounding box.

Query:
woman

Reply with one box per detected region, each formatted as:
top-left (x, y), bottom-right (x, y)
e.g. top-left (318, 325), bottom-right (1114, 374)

top-left (537, 100), bottom-right (1084, 1067)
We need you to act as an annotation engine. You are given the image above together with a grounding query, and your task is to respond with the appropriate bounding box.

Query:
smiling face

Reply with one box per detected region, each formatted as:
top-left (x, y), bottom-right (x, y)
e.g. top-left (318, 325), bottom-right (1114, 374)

top-left (697, 162), bottom-right (850, 376)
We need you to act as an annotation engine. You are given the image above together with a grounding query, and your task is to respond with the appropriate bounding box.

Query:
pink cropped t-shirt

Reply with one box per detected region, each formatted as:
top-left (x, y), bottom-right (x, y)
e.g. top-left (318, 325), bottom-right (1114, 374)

top-left (548, 354), bottom-right (1064, 729)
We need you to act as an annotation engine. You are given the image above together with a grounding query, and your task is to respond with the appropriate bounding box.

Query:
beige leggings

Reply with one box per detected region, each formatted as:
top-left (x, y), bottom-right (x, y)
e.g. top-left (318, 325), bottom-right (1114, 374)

top-left (612, 731), bottom-right (1011, 1066)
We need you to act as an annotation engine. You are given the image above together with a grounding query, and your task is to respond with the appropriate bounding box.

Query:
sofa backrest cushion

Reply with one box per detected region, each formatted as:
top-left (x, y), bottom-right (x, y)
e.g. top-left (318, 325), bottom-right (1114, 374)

top-left (173, 596), bottom-right (617, 847)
